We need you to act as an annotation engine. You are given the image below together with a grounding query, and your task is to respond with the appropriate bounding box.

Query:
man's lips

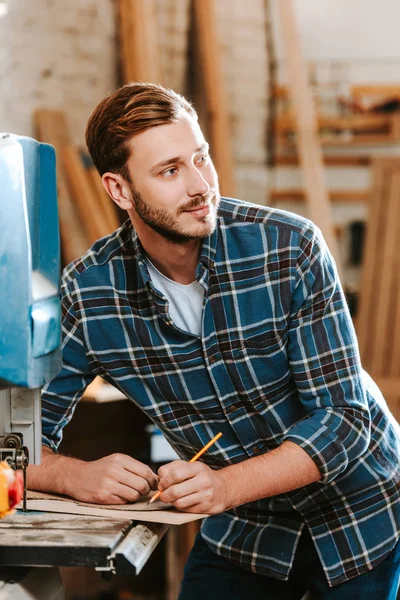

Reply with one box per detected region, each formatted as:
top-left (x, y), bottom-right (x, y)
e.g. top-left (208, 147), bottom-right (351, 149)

top-left (183, 204), bottom-right (210, 217)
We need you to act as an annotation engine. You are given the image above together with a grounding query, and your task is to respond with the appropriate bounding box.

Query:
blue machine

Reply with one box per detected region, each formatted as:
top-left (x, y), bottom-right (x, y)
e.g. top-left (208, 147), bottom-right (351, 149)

top-left (0, 133), bottom-right (62, 469)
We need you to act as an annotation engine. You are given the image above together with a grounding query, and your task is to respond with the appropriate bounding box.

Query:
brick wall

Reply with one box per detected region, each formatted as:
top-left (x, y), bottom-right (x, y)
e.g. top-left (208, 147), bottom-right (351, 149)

top-left (0, 0), bottom-right (117, 143)
top-left (0, 0), bottom-right (270, 204)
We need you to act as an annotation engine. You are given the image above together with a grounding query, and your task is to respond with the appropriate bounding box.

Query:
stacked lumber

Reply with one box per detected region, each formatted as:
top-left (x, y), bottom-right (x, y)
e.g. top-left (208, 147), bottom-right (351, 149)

top-left (34, 109), bottom-right (120, 265)
top-left (356, 158), bottom-right (400, 420)
top-left (117, 0), bottom-right (236, 199)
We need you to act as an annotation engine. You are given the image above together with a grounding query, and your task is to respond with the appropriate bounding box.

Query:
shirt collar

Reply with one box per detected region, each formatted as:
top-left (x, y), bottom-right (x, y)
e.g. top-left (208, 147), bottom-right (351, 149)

top-left (128, 217), bottom-right (219, 284)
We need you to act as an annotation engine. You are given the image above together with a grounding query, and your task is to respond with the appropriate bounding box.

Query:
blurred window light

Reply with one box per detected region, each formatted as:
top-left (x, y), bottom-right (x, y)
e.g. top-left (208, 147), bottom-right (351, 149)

top-left (0, 0), bottom-right (8, 18)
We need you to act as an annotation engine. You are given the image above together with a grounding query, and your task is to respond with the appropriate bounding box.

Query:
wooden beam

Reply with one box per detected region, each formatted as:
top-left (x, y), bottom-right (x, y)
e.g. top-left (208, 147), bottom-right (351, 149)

top-left (275, 155), bottom-right (371, 167)
top-left (276, 113), bottom-right (393, 135)
top-left (193, 0), bottom-right (235, 197)
top-left (33, 110), bottom-right (89, 264)
top-left (352, 84), bottom-right (400, 99)
top-left (270, 189), bottom-right (369, 203)
top-left (277, 0), bottom-right (341, 269)
top-left (63, 146), bottom-right (112, 245)
top-left (118, 0), bottom-right (160, 84)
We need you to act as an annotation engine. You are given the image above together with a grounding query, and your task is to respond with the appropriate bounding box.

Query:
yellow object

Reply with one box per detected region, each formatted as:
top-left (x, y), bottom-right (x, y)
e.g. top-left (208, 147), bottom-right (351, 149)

top-left (0, 462), bottom-right (13, 518)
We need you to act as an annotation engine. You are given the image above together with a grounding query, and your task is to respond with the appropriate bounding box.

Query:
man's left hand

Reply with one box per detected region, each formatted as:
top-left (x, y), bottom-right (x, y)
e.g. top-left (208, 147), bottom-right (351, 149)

top-left (157, 460), bottom-right (228, 514)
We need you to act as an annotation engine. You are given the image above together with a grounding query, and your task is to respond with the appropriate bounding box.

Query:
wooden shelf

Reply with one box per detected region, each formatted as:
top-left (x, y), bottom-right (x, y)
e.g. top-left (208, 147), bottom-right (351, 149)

top-left (269, 189), bottom-right (369, 203)
top-left (276, 112), bottom-right (400, 146)
top-left (275, 155), bottom-right (371, 167)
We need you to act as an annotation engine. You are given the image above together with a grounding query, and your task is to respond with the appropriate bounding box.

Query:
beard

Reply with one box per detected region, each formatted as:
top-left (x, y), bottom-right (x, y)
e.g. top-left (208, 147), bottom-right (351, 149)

top-left (129, 184), bottom-right (220, 245)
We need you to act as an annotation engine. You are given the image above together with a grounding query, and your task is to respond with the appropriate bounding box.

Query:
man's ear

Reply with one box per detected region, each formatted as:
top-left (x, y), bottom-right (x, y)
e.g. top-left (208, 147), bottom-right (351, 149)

top-left (102, 172), bottom-right (133, 210)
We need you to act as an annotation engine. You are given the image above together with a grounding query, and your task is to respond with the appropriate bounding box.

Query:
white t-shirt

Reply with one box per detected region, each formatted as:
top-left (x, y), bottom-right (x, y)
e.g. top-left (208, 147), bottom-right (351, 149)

top-left (144, 257), bottom-right (205, 337)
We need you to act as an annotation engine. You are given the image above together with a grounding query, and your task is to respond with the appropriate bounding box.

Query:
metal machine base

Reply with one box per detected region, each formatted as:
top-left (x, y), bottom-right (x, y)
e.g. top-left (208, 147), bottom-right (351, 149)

top-left (0, 510), bottom-right (167, 576)
top-left (0, 567), bottom-right (64, 599)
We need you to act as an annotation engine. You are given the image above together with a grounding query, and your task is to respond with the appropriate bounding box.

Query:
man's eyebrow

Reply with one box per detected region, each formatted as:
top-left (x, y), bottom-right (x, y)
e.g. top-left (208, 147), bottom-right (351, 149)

top-left (151, 143), bottom-right (209, 172)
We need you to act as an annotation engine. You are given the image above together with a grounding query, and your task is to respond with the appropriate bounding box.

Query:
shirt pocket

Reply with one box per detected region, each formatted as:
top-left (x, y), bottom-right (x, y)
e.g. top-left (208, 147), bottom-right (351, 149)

top-left (220, 331), bottom-right (289, 393)
top-left (219, 332), bottom-right (303, 445)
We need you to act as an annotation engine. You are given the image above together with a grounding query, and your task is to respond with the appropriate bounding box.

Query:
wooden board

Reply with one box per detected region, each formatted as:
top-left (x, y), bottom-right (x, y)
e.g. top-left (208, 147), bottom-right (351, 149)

top-left (118, 0), bottom-right (160, 83)
top-left (269, 189), bottom-right (369, 203)
top-left (63, 146), bottom-right (112, 245)
top-left (87, 166), bottom-right (120, 231)
top-left (276, 155), bottom-right (371, 167)
top-left (193, 0), bottom-right (235, 197)
top-left (33, 110), bottom-right (89, 264)
top-left (0, 511), bottom-right (133, 568)
top-left (277, 0), bottom-right (341, 271)
top-left (22, 491), bottom-right (206, 526)
top-left (356, 158), bottom-right (400, 415)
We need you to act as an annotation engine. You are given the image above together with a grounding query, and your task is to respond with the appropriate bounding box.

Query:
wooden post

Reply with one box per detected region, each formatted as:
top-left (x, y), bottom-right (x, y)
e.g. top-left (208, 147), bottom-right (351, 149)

top-left (193, 0), bottom-right (235, 197)
top-left (118, 0), bottom-right (160, 84)
top-left (34, 110), bottom-right (89, 264)
top-left (277, 0), bottom-right (341, 270)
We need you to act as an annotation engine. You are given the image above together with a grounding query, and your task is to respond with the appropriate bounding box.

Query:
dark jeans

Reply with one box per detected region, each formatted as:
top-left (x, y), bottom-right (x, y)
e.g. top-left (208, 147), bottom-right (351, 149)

top-left (178, 529), bottom-right (400, 600)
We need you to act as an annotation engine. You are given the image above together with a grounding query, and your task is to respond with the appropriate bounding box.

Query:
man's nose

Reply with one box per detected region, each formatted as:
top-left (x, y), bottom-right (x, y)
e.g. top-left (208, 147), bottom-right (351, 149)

top-left (187, 166), bottom-right (210, 198)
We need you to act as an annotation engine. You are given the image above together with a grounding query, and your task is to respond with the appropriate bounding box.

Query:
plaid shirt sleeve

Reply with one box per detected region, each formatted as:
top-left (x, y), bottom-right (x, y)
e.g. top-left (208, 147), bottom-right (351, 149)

top-left (282, 226), bottom-right (371, 483)
top-left (42, 274), bottom-right (95, 451)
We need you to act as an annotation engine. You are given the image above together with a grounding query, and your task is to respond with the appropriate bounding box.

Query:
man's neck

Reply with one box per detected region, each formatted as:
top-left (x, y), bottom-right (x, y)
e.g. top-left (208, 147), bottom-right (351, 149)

top-left (133, 219), bottom-right (201, 284)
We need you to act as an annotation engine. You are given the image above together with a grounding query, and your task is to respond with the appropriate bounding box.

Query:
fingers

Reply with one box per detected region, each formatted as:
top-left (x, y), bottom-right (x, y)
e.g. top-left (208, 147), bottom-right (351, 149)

top-left (118, 455), bottom-right (159, 490)
top-left (86, 454), bottom-right (158, 504)
top-left (158, 460), bottom-right (199, 490)
top-left (171, 492), bottom-right (205, 512)
top-left (157, 462), bottom-right (210, 506)
top-left (117, 470), bottom-right (153, 498)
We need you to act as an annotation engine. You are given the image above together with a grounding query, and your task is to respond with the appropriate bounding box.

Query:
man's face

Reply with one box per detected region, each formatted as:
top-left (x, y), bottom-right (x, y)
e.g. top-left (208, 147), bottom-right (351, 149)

top-left (125, 115), bottom-right (220, 244)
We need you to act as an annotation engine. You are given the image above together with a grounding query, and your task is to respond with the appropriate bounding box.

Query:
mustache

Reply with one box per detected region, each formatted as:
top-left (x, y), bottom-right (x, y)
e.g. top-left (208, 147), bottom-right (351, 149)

top-left (179, 191), bottom-right (216, 213)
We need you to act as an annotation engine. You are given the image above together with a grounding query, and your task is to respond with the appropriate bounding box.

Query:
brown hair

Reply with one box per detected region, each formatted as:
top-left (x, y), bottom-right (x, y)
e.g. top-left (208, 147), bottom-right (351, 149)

top-left (85, 82), bottom-right (197, 181)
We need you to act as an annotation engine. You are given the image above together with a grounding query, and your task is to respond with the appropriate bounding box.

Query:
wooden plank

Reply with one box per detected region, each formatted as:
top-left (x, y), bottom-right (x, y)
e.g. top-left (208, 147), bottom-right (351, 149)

top-left (276, 113), bottom-right (392, 134)
top-left (369, 172), bottom-right (400, 373)
top-left (373, 377), bottom-right (400, 399)
top-left (33, 110), bottom-right (89, 264)
top-left (277, 0), bottom-right (341, 269)
top-left (86, 165), bottom-right (120, 232)
top-left (166, 522), bottom-right (199, 600)
top-left (269, 189), bottom-right (369, 203)
top-left (352, 84), bottom-right (400, 99)
top-left (277, 83), bottom-right (400, 101)
top-left (193, 0), bottom-right (235, 197)
top-left (276, 155), bottom-right (371, 167)
top-left (356, 157), bottom-right (400, 383)
top-left (356, 161), bottom-right (387, 364)
top-left (118, 0), bottom-right (160, 84)
top-left (63, 146), bottom-right (112, 245)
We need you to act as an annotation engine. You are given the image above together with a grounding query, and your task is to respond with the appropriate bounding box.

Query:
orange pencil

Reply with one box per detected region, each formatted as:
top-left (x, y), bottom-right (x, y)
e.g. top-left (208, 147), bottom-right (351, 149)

top-left (149, 432), bottom-right (223, 504)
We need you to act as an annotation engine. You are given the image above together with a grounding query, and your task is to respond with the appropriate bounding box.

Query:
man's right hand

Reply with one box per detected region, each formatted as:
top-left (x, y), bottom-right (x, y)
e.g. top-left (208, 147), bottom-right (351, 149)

top-left (27, 445), bottom-right (159, 505)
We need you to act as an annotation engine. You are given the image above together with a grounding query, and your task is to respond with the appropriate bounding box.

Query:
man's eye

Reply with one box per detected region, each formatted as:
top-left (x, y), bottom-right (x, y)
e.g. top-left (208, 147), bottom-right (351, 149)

top-left (197, 154), bottom-right (209, 165)
top-left (161, 167), bottom-right (178, 177)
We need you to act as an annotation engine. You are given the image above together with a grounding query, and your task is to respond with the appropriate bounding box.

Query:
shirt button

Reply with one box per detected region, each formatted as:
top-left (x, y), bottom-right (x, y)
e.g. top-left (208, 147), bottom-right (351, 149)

top-left (252, 445), bottom-right (262, 455)
top-left (228, 405), bottom-right (237, 414)
top-left (209, 354), bottom-right (219, 364)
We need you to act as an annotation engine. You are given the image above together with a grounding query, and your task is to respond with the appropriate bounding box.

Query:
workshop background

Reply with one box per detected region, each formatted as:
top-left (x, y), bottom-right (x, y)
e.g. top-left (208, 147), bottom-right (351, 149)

top-left (1, 0), bottom-right (400, 598)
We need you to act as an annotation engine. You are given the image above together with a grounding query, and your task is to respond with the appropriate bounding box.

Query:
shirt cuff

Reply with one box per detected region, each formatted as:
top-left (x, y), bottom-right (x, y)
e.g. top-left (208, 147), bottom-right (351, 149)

top-left (283, 415), bottom-right (349, 484)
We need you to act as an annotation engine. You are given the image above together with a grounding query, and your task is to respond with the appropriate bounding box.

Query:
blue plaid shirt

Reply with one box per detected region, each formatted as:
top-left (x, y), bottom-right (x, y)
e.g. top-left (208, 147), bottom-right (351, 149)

top-left (42, 198), bottom-right (400, 587)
